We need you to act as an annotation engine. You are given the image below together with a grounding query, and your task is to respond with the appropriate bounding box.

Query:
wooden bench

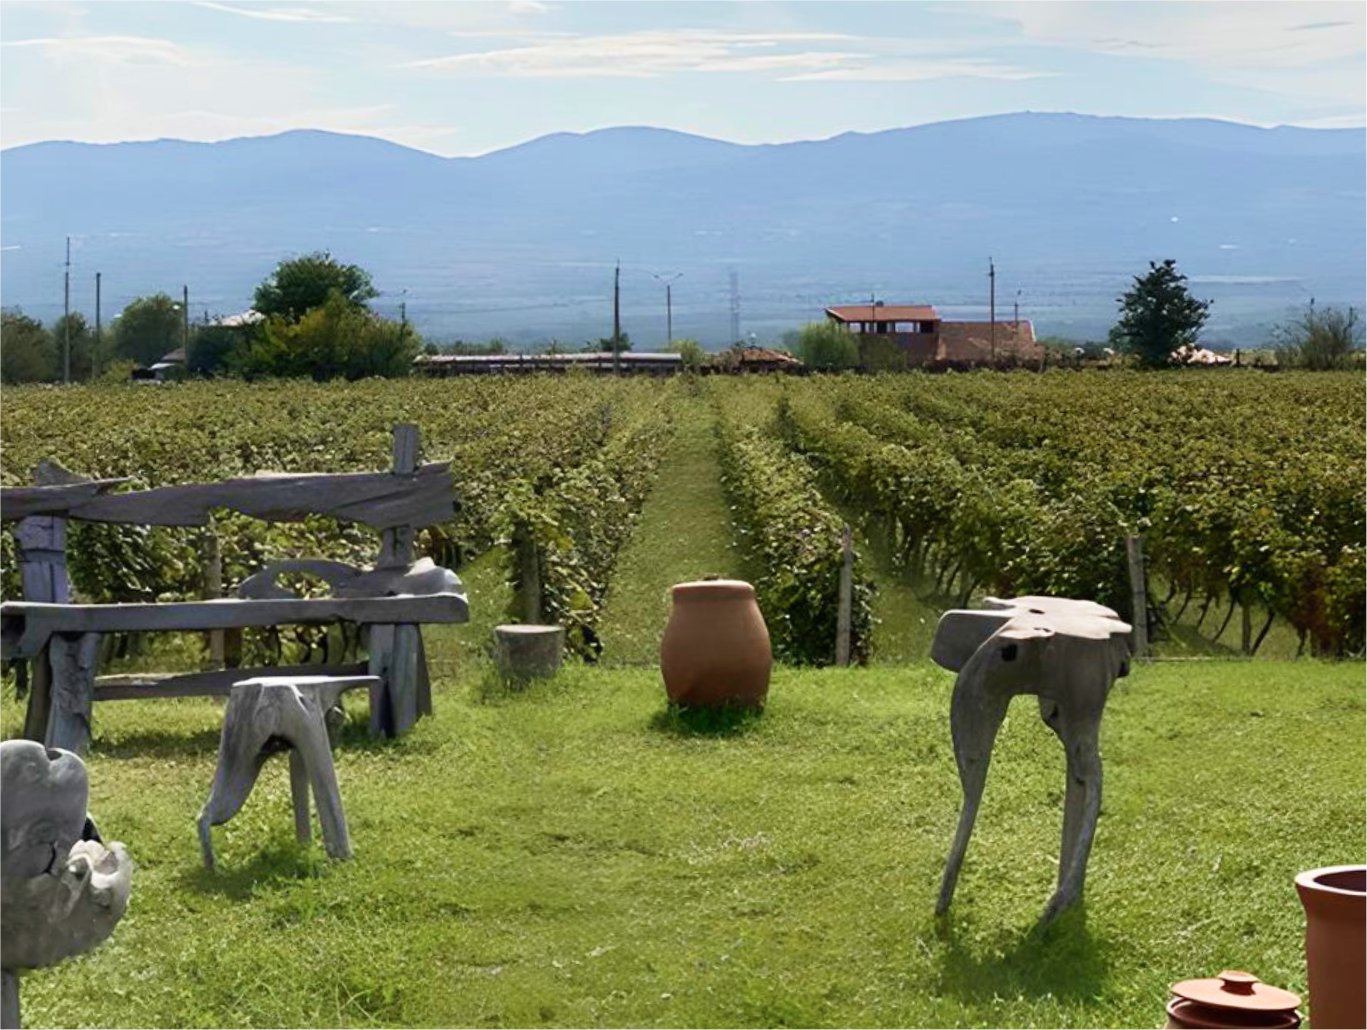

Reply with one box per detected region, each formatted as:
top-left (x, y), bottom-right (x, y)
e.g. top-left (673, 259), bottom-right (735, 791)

top-left (0, 425), bottom-right (469, 753)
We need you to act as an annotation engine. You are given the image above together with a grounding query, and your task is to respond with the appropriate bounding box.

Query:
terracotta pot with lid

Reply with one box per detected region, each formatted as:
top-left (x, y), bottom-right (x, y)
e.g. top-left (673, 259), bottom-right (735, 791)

top-left (1166, 971), bottom-right (1302, 1029)
top-left (1295, 865), bottom-right (1366, 1029)
top-left (660, 579), bottom-right (771, 709)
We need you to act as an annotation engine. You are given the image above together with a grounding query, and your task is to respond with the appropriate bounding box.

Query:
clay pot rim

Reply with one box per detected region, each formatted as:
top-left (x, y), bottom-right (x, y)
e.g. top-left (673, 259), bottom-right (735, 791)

top-left (1165, 998), bottom-right (1301, 1029)
top-left (671, 580), bottom-right (757, 602)
top-left (1295, 864), bottom-right (1367, 897)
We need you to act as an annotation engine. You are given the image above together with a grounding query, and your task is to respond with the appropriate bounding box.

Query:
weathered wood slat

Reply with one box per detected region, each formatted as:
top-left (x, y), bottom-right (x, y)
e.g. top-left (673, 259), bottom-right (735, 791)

top-left (2, 593), bottom-right (468, 659)
top-left (94, 662), bottom-right (369, 700)
top-left (0, 462), bottom-right (456, 529)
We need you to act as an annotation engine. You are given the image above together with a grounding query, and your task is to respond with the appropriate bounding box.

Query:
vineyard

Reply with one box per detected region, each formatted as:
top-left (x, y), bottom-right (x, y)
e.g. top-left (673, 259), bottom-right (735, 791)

top-left (2, 370), bottom-right (1362, 664)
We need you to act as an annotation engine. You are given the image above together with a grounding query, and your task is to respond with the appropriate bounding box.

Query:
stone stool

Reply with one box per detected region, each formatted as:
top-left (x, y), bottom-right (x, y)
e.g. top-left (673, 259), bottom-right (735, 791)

top-left (198, 675), bottom-right (378, 870)
top-left (494, 624), bottom-right (564, 680)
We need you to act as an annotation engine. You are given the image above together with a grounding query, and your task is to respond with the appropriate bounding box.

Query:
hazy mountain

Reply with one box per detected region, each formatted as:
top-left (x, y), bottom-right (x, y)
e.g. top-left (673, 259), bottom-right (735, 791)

top-left (2, 113), bottom-right (1362, 347)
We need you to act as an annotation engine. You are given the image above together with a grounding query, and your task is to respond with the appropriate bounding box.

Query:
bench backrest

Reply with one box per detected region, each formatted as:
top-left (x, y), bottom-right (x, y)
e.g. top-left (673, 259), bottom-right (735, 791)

top-left (2, 424), bottom-right (455, 602)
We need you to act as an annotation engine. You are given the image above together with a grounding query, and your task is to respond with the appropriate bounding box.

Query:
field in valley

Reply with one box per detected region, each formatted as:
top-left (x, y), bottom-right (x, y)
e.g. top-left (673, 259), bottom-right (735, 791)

top-left (1, 370), bottom-right (1363, 1028)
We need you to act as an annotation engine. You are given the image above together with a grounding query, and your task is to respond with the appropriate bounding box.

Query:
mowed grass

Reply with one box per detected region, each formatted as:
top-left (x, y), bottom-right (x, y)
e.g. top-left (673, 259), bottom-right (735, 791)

top-left (598, 390), bottom-right (746, 664)
top-left (3, 660), bottom-right (1361, 1029)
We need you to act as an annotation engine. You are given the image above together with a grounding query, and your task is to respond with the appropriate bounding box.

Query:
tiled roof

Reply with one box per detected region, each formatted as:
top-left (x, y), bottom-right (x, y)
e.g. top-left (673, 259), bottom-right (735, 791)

top-left (936, 321), bottom-right (1040, 362)
top-left (826, 304), bottom-right (939, 323)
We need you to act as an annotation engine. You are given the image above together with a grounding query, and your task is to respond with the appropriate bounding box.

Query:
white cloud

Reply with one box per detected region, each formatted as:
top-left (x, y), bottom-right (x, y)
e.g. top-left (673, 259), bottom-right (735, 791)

top-left (785, 59), bottom-right (1055, 83)
top-left (1, 35), bottom-right (200, 67)
top-left (992, 2), bottom-right (1364, 69)
top-left (507, 0), bottom-right (550, 14)
top-left (405, 27), bottom-right (1055, 83)
top-left (193, 2), bottom-right (361, 24)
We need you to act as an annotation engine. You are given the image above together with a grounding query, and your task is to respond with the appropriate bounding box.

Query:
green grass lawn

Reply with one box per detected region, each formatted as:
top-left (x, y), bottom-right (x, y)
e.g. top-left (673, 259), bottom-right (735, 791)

top-left (4, 659), bottom-right (1361, 1029)
top-left (598, 392), bottom-right (747, 664)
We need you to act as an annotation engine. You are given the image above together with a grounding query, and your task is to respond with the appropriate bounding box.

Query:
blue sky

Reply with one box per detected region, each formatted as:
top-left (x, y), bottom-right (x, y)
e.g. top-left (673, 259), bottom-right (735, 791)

top-left (1, 1), bottom-right (1363, 155)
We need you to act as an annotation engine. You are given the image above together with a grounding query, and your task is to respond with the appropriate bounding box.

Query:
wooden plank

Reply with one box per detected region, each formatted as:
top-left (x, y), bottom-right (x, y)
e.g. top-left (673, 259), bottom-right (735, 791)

top-left (94, 662), bottom-right (369, 700)
top-left (1, 462), bottom-right (456, 529)
top-left (204, 529), bottom-right (224, 667)
top-left (378, 424), bottom-right (420, 569)
top-left (2, 593), bottom-right (468, 659)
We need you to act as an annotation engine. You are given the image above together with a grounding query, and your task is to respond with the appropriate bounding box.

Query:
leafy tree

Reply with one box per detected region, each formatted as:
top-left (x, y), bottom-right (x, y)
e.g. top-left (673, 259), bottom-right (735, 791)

top-left (1112, 259), bottom-right (1211, 368)
top-left (234, 290), bottom-right (417, 380)
top-left (49, 312), bottom-right (105, 382)
top-left (113, 293), bottom-right (184, 366)
top-left (797, 320), bottom-right (859, 369)
top-left (668, 337), bottom-right (707, 371)
top-left (187, 323), bottom-right (253, 376)
top-left (1, 308), bottom-right (56, 383)
top-left (1272, 303), bottom-right (1363, 371)
top-left (253, 251), bottom-right (378, 322)
top-left (594, 330), bottom-right (631, 353)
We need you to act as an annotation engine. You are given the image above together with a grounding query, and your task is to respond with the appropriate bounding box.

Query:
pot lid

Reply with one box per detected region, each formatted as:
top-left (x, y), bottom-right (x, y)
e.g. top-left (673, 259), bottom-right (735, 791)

top-left (1171, 971), bottom-right (1301, 1013)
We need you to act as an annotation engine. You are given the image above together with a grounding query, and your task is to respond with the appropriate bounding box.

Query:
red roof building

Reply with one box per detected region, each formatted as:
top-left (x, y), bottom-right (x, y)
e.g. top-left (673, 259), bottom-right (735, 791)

top-left (825, 301), bottom-right (1040, 368)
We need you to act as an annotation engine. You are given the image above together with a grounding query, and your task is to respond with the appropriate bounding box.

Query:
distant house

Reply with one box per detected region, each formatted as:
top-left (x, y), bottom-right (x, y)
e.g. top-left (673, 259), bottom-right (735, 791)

top-left (716, 345), bottom-right (805, 374)
top-left (826, 303), bottom-right (941, 366)
top-left (825, 301), bottom-right (1041, 368)
top-left (131, 346), bottom-right (186, 383)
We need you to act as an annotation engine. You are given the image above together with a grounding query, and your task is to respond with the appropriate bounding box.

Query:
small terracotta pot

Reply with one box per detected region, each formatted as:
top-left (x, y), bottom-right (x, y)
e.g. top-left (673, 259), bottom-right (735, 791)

top-left (1166, 971), bottom-right (1301, 1029)
top-left (660, 580), bottom-right (771, 708)
top-left (1295, 865), bottom-right (1366, 1030)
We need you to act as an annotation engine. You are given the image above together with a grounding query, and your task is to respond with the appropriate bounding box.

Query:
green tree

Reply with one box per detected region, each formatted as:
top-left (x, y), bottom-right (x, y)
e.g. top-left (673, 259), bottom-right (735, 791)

top-left (1272, 303), bottom-right (1363, 371)
top-left (595, 330), bottom-right (632, 353)
top-left (797, 321), bottom-right (860, 369)
top-left (253, 251), bottom-right (378, 322)
top-left (1113, 259), bottom-right (1211, 368)
top-left (1, 308), bottom-right (56, 383)
top-left (112, 293), bottom-right (184, 367)
top-left (234, 290), bottom-right (417, 380)
top-left (668, 337), bottom-right (707, 371)
top-left (49, 312), bottom-right (105, 381)
top-left (187, 323), bottom-right (253, 376)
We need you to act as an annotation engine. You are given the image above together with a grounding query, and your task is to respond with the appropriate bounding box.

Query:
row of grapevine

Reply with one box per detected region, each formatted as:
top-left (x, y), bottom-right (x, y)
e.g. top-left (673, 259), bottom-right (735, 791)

top-left (785, 371), bottom-right (1364, 656)
top-left (712, 381), bottom-right (873, 664)
top-left (1, 377), bottom-right (679, 659)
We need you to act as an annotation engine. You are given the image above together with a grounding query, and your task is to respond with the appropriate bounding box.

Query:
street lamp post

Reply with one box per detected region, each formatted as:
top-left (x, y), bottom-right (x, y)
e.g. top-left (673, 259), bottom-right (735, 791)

top-left (652, 272), bottom-right (683, 346)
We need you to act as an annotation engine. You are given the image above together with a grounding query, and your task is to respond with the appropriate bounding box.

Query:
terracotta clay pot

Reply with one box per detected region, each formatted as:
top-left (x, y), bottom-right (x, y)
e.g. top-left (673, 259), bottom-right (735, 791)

top-left (660, 580), bottom-right (771, 708)
top-left (1165, 971), bottom-right (1301, 1029)
top-left (1295, 865), bottom-right (1366, 1029)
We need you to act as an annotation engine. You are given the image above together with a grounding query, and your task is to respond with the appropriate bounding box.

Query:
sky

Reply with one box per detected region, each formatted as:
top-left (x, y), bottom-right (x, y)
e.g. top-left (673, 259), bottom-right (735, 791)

top-left (1, 0), bottom-right (1363, 156)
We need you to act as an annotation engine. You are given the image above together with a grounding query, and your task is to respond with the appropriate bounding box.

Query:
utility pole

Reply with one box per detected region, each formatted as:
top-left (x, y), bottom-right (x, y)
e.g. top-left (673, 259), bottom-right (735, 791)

top-left (988, 256), bottom-right (996, 366)
top-left (399, 288), bottom-right (408, 339)
top-left (63, 236), bottom-right (71, 383)
top-left (1014, 289), bottom-right (1020, 330)
top-left (182, 284), bottom-right (190, 351)
top-left (652, 272), bottom-right (682, 345)
top-left (612, 260), bottom-right (621, 374)
top-left (94, 272), bottom-right (102, 374)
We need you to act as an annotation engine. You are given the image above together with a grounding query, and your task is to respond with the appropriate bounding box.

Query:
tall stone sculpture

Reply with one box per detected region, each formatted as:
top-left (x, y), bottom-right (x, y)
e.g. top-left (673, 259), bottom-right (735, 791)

top-left (931, 596), bottom-right (1131, 923)
top-left (1, 740), bottom-right (133, 1029)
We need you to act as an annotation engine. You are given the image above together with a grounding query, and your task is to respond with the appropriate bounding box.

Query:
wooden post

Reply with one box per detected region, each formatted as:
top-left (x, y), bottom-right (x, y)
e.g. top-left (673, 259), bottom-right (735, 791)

top-left (45, 632), bottom-right (101, 753)
top-left (204, 528), bottom-right (224, 668)
top-left (836, 524), bottom-right (854, 666)
top-left (517, 524), bottom-right (543, 624)
top-left (370, 424), bottom-right (424, 737)
top-left (3, 969), bottom-right (18, 1030)
top-left (16, 464), bottom-right (77, 743)
top-left (1126, 535), bottom-right (1149, 659)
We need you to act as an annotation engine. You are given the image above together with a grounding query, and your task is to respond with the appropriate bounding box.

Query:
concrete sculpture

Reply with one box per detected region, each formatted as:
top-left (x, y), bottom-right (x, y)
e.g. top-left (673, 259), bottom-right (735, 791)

top-left (1, 740), bottom-right (132, 1029)
top-left (198, 674), bottom-right (378, 870)
top-left (931, 596), bottom-right (1131, 922)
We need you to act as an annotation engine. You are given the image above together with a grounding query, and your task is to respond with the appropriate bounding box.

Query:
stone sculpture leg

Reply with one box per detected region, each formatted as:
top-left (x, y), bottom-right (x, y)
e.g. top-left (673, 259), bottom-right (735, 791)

top-left (198, 676), bottom-right (375, 869)
top-left (936, 675), bottom-right (1010, 916)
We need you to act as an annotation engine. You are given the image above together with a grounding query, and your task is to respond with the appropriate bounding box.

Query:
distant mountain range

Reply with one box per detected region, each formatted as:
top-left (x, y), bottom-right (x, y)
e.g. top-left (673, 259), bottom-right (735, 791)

top-left (2, 112), bottom-right (1363, 348)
